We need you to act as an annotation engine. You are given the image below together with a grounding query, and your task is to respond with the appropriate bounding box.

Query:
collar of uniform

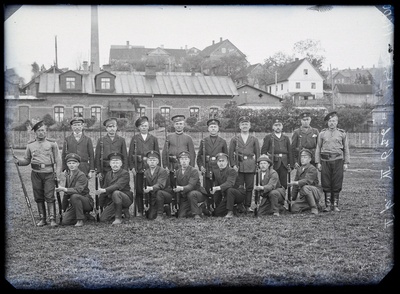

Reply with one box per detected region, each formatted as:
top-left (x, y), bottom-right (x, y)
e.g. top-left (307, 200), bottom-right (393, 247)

top-left (175, 131), bottom-right (184, 135)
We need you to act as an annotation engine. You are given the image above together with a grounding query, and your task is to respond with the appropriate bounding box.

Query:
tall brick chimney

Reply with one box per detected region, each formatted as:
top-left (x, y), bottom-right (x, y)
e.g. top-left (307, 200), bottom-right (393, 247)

top-left (90, 5), bottom-right (100, 73)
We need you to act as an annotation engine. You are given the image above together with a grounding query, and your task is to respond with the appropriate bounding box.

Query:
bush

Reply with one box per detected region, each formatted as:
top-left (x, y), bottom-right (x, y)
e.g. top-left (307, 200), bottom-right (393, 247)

top-left (13, 120), bottom-right (31, 131)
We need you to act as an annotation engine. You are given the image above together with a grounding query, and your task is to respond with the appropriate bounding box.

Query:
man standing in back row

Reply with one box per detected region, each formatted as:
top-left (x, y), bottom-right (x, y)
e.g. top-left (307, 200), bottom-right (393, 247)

top-left (315, 111), bottom-right (350, 212)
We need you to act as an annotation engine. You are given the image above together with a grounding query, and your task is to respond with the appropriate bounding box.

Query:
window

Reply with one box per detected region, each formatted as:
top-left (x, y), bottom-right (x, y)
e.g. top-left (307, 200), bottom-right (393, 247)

top-left (304, 69), bottom-right (308, 75)
top-left (137, 107), bottom-right (146, 117)
top-left (268, 86), bottom-right (271, 93)
top-left (296, 82), bottom-right (301, 89)
top-left (101, 78), bottom-right (111, 90)
top-left (54, 106), bottom-right (64, 122)
top-left (66, 77), bottom-right (75, 89)
top-left (311, 83), bottom-right (316, 89)
top-left (221, 48), bottom-right (226, 53)
top-left (91, 107), bottom-right (101, 121)
top-left (190, 107), bottom-right (200, 118)
top-left (281, 84), bottom-right (283, 90)
top-left (160, 107), bottom-right (170, 121)
top-left (209, 107), bottom-right (219, 118)
top-left (73, 106), bottom-right (84, 118)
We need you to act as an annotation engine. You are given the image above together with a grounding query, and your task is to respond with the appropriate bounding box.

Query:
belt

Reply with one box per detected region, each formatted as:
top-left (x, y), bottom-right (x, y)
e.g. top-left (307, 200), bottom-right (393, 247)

top-left (31, 163), bottom-right (53, 170)
top-left (321, 153), bottom-right (341, 160)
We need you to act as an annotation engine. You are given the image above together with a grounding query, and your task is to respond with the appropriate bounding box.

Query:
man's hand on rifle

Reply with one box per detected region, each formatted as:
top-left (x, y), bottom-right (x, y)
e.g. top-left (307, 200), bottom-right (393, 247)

top-left (165, 166), bottom-right (170, 173)
top-left (210, 186), bottom-right (221, 194)
top-left (131, 168), bottom-right (137, 176)
top-left (55, 185), bottom-right (67, 193)
top-left (287, 181), bottom-right (299, 186)
top-left (200, 166), bottom-right (206, 174)
top-left (233, 165), bottom-right (238, 172)
top-left (95, 188), bottom-right (106, 195)
top-left (88, 170), bottom-right (95, 179)
top-left (317, 163), bottom-right (322, 172)
top-left (144, 186), bottom-right (153, 194)
top-left (97, 173), bottom-right (103, 181)
top-left (173, 186), bottom-right (184, 193)
top-left (254, 185), bottom-right (264, 191)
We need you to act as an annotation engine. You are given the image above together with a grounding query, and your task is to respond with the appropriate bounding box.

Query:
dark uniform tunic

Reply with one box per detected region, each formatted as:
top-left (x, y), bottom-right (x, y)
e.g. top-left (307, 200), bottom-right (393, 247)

top-left (228, 134), bottom-right (260, 208)
top-left (291, 126), bottom-right (319, 165)
top-left (162, 132), bottom-right (196, 170)
top-left (144, 166), bottom-right (173, 219)
top-left (261, 133), bottom-right (293, 189)
top-left (61, 169), bottom-right (94, 225)
top-left (18, 138), bottom-right (61, 203)
top-left (197, 135), bottom-right (228, 206)
top-left (94, 134), bottom-right (128, 181)
top-left (62, 132), bottom-right (95, 176)
top-left (315, 128), bottom-right (350, 193)
top-left (213, 166), bottom-right (246, 216)
top-left (128, 133), bottom-right (160, 213)
top-left (257, 168), bottom-right (286, 216)
top-left (290, 163), bottom-right (323, 213)
top-left (175, 165), bottom-right (208, 218)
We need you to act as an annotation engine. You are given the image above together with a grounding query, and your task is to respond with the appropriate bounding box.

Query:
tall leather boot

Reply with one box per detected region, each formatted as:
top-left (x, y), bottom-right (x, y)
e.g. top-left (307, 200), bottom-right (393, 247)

top-left (47, 202), bottom-right (58, 226)
top-left (36, 202), bottom-right (47, 226)
top-left (113, 202), bottom-right (123, 225)
top-left (333, 193), bottom-right (340, 212)
top-left (323, 192), bottom-right (332, 212)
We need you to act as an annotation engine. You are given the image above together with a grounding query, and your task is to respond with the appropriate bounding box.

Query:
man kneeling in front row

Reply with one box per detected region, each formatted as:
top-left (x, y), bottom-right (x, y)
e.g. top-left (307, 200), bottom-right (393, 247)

top-left (95, 152), bottom-right (133, 224)
top-left (288, 148), bottom-right (323, 215)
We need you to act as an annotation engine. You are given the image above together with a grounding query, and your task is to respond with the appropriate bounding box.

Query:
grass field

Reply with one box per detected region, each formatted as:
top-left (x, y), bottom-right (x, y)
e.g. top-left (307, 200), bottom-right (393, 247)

top-left (4, 148), bottom-right (394, 290)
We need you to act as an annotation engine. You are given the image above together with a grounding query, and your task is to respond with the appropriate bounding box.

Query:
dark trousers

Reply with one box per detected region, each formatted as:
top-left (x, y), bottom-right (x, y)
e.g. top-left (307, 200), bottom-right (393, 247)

top-left (62, 194), bottom-right (93, 225)
top-left (178, 191), bottom-right (207, 217)
top-left (134, 173), bottom-right (144, 213)
top-left (257, 188), bottom-right (286, 215)
top-left (321, 159), bottom-right (344, 193)
top-left (237, 172), bottom-right (255, 207)
top-left (31, 171), bottom-right (55, 203)
top-left (148, 190), bottom-right (173, 220)
top-left (214, 188), bottom-right (246, 216)
top-left (274, 164), bottom-right (288, 189)
top-left (203, 176), bottom-right (218, 208)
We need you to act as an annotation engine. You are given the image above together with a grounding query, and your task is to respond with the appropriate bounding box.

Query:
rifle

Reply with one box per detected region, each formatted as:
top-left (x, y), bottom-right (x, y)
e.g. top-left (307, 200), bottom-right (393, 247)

top-left (50, 153), bottom-right (63, 224)
top-left (94, 168), bottom-right (100, 222)
top-left (132, 128), bottom-right (138, 217)
top-left (209, 170), bottom-right (215, 211)
top-left (286, 163), bottom-right (292, 212)
top-left (172, 169), bottom-right (180, 217)
top-left (254, 164), bottom-right (261, 217)
top-left (9, 143), bottom-right (36, 226)
top-left (143, 170), bottom-right (150, 218)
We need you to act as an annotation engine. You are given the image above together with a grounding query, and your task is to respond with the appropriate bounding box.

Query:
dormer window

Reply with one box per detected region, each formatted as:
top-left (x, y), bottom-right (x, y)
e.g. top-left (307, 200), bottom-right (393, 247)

top-left (101, 78), bottom-right (111, 90)
top-left (304, 69), bottom-right (308, 75)
top-left (66, 77), bottom-right (76, 89)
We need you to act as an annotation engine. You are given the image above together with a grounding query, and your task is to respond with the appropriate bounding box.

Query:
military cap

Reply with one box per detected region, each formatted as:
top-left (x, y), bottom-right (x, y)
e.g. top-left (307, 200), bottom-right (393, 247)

top-left (32, 120), bottom-right (45, 132)
top-left (65, 153), bottom-right (81, 163)
top-left (299, 112), bottom-right (311, 119)
top-left (107, 152), bottom-right (124, 161)
top-left (324, 111), bottom-right (338, 122)
top-left (300, 148), bottom-right (313, 158)
top-left (207, 118), bottom-right (220, 126)
top-left (178, 151), bottom-right (190, 158)
top-left (257, 154), bottom-right (273, 164)
top-left (216, 153), bottom-right (229, 160)
top-left (103, 117), bottom-right (118, 127)
top-left (146, 150), bottom-right (160, 159)
top-left (70, 117), bottom-right (85, 125)
top-left (171, 115), bottom-right (185, 122)
top-left (273, 119), bottom-right (283, 125)
top-left (238, 116), bottom-right (250, 124)
top-left (135, 116), bottom-right (149, 128)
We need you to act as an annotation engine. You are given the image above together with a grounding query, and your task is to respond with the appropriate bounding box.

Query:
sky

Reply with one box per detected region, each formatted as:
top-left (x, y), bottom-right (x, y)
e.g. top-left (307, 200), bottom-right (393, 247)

top-left (4, 5), bottom-right (394, 83)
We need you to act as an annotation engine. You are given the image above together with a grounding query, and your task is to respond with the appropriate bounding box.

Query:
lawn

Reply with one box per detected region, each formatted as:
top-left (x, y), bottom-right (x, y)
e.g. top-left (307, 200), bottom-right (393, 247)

top-left (3, 148), bottom-right (394, 290)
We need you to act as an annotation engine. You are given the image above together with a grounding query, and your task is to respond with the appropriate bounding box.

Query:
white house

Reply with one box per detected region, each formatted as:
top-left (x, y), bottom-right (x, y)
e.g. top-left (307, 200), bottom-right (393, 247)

top-left (264, 58), bottom-right (324, 101)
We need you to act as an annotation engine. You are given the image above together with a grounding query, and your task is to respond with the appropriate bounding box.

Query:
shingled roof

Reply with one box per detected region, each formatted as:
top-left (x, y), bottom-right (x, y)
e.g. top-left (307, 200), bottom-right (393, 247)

top-left (264, 58), bottom-right (305, 85)
top-left (37, 71), bottom-right (238, 96)
top-left (334, 84), bottom-right (374, 94)
top-left (201, 39), bottom-right (246, 58)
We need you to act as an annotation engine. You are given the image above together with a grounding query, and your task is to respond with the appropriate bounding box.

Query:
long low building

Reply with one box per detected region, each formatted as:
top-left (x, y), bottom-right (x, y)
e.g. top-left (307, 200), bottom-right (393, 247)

top-left (6, 65), bottom-right (238, 128)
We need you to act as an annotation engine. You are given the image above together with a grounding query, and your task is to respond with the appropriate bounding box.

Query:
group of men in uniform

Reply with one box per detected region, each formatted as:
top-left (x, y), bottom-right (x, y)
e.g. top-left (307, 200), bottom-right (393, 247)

top-left (12, 110), bottom-right (350, 227)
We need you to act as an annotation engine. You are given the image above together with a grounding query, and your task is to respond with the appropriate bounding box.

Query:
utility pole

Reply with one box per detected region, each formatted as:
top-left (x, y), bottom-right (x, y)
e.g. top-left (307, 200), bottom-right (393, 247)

top-left (330, 64), bottom-right (335, 110)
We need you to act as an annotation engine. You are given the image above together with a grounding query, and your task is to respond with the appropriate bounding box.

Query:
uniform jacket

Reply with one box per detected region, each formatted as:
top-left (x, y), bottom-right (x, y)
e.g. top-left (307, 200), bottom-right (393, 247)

top-left (18, 138), bottom-right (61, 174)
top-left (196, 135), bottom-right (228, 179)
top-left (62, 169), bottom-right (92, 210)
top-left (62, 132), bottom-right (95, 175)
top-left (315, 128), bottom-right (350, 164)
top-left (99, 168), bottom-right (133, 207)
top-left (261, 133), bottom-right (293, 169)
top-left (291, 163), bottom-right (321, 201)
top-left (128, 133), bottom-right (160, 172)
top-left (228, 134), bottom-right (260, 173)
top-left (162, 132), bottom-right (196, 170)
top-left (94, 134), bottom-right (128, 173)
top-left (144, 166), bottom-right (173, 194)
top-left (212, 166), bottom-right (244, 193)
top-left (291, 126), bottom-right (319, 164)
top-left (176, 165), bottom-right (207, 195)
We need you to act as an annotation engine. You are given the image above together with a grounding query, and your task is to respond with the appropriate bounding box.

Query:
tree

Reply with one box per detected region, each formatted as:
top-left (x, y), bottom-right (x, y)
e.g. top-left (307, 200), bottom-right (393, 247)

top-left (186, 116), bottom-right (197, 128)
top-left (202, 54), bottom-right (248, 79)
top-left (31, 62), bottom-right (40, 79)
top-left (293, 39), bottom-right (326, 71)
top-left (42, 113), bottom-right (56, 127)
top-left (154, 112), bottom-right (166, 128)
top-left (181, 54), bottom-right (204, 72)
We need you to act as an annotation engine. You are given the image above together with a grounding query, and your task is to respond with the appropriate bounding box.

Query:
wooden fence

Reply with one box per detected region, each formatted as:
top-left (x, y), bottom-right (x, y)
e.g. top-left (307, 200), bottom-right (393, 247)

top-left (6, 130), bottom-right (389, 150)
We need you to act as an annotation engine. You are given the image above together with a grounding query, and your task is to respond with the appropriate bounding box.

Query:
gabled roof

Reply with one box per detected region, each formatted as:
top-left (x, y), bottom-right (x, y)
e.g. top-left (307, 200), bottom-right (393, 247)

top-left (334, 84), bottom-right (374, 94)
top-left (237, 84), bottom-right (282, 101)
top-left (201, 39), bottom-right (246, 58)
top-left (37, 71), bottom-right (238, 96)
top-left (264, 58), bottom-right (324, 86)
top-left (236, 63), bottom-right (262, 79)
top-left (333, 69), bottom-right (372, 80)
top-left (21, 66), bottom-right (64, 89)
